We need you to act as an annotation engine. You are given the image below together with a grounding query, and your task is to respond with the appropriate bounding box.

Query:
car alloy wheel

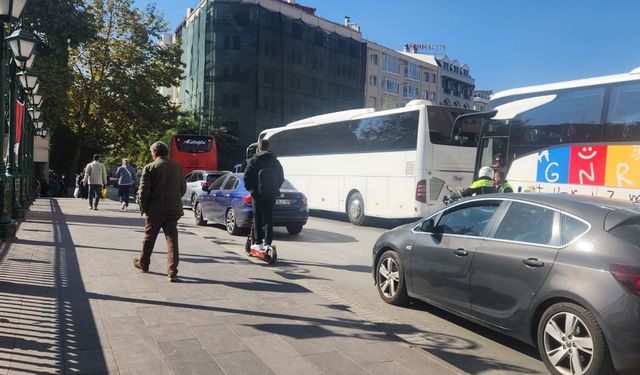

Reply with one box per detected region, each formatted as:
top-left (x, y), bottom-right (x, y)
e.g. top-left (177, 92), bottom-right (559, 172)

top-left (538, 302), bottom-right (614, 375)
top-left (543, 312), bottom-right (593, 375)
top-left (191, 194), bottom-right (198, 208)
top-left (226, 208), bottom-right (241, 235)
top-left (376, 250), bottom-right (407, 305)
top-left (194, 203), bottom-right (206, 226)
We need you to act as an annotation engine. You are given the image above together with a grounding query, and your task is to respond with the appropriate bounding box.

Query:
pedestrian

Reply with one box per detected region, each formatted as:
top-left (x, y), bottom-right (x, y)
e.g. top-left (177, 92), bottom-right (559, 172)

top-left (82, 154), bottom-right (107, 210)
top-left (114, 158), bottom-right (137, 211)
top-left (243, 139), bottom-right (284, 253)
top-left (133, 141), bottom-right (186, 282)
top-left (460, 166), bottom-right (497, 197)
top-left (495, 170), bottom-right (513, 193)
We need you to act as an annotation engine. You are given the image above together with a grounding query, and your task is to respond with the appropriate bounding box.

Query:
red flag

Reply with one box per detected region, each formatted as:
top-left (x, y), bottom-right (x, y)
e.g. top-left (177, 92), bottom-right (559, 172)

top-left (14, 101), bottom-right (24, 155)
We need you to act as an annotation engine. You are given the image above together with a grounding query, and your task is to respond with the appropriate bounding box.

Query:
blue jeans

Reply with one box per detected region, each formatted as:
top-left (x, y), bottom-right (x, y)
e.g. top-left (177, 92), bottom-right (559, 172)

top-left (118, 184), bottom-right (131, 206)
top-left (88, 184), bottom-right (102, 208)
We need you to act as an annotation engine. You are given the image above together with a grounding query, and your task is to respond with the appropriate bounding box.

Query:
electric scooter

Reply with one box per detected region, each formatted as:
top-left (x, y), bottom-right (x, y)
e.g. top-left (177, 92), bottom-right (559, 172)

top-left (245, 225), bottom-right (277, 265)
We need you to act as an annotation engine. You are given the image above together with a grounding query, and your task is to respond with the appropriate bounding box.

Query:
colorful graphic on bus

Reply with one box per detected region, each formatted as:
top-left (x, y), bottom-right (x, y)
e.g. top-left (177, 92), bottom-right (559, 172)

top-left (534, 144), bottom-right (640, 188)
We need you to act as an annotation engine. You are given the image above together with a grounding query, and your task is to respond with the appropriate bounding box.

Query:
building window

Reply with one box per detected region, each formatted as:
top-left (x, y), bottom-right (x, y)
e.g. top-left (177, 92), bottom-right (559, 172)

top-left (423, 91), bottom-right (429, 100)
top-left (402, 83), bottom-right (419, 99)
top-left (430, 91), bottom-right (436, 101)
top-left (381, 76), bottom-right (399, 93)
top-left (432, 73), bottom-right (436, 83)
top-left (369, 75), bottom-right (378, 86)
top-left (382, 54), bottom-right (400, 74)
top-left (404, 62), bottom-right (420, 80)
top-left (370, 53), bottom-right (378, 65)
top-left (423, 72), bottom-right (430, 82)
top-left (369, 96), bottom-right (377, 107)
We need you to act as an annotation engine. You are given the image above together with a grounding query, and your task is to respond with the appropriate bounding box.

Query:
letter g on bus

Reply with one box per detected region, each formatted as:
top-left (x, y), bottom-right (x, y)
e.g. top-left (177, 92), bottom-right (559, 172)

top-left (545, 162), bottom-right (560, 183)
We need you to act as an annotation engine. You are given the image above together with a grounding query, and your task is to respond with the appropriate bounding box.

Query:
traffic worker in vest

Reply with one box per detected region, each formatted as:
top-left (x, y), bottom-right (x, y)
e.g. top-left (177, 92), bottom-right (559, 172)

top-left (495, 170), bottom-right (513, 193)
top-left (460, 166), bottom-right (497, 197)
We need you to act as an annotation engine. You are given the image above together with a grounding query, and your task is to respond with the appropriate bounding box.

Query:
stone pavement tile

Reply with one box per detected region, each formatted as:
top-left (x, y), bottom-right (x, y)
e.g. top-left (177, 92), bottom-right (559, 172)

top-left (157, 339), bottom-right (224, 375)
top-left (147, 323), bottom-right (195, 343)
top-left (277, 325), bottom-right (338, 356)
top-left (110, 337), bottom-right (171, 374)
top-left (241, 335), bottom-right (322, 375)
top-left (381, 345), bottom-right (464, 375)
top-left (64, 347), bottom-right (119, 374)
top-left (103, 316), bottom-right (151, 340)
top-left (213, 350), bottom-right (276, 375)
top-left (191, 324), bottom-right (248, 354)
top-left (331, 340), bottom-right (409, 366)
top-left (304, 351), bottom-right (369, 375)
top-left (364, 361), bottom-right (413, 375)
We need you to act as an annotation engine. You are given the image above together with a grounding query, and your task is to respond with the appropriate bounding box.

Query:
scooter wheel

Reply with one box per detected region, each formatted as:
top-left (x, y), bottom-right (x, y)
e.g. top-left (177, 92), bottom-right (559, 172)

top-left (267, 248), bottom-right (277, 265)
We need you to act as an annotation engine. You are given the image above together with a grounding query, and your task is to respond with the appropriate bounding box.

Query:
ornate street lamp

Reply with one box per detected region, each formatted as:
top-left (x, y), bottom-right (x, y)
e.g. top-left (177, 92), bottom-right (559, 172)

top-left (31, 81), bottom-right (39, 94)
top-left (17, 68), bottom-right (38, 92)
top-left (0, 0), bottom-right (28, 21)
top-left (29, 93), bottom-right (42, 107)
top-left (28, 108), bottom-right (41, 121)
top-left (37, 128), bottom-right (47, 138)
top-left (15, 53), bottom-right (33, 70)
top-left (6, 28), bottom-right (36, 63)
top-left (34, 120), bottom-right (43, 130)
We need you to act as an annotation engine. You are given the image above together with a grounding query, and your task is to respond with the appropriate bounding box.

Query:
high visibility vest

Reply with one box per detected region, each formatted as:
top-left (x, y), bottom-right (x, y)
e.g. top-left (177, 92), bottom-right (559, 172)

top-left (470, 179), bottom-right (494, 189)
top-left (498, 182), bottom-right (513, 193)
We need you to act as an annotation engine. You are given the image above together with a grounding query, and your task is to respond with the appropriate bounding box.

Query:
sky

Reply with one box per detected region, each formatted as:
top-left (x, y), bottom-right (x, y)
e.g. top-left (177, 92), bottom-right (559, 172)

top-left (134, 0), bottom-right (640, 92)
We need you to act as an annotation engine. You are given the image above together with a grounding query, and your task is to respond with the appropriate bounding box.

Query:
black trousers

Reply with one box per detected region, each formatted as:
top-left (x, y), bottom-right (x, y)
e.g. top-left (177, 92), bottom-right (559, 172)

top-left (252, 196), bottom-right (276, 246)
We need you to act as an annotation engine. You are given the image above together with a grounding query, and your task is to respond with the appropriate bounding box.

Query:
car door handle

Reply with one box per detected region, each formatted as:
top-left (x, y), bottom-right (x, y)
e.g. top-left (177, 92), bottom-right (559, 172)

top-left (522, 258), bottom-right (544, 268)
top-left (453, 248), bottom-right (468, 257)
top-left (224, 194), bottom-right (230, 197)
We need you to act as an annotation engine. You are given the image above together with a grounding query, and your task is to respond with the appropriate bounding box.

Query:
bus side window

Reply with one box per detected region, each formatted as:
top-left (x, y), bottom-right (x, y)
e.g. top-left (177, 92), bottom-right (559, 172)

top-left (605, 81), bottom-right (640, 142)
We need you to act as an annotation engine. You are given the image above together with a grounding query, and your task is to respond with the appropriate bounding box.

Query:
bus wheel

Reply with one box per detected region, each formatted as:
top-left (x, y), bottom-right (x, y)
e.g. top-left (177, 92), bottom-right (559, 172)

top-left (347, 191), bottom-right (366, 226)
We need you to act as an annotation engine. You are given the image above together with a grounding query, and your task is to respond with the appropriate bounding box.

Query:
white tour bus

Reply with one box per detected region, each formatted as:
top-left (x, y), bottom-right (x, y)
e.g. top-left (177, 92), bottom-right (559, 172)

top-left (258, 100), bottom-right (481, 225)
top-left (466, 67), bottom-right (640, 204)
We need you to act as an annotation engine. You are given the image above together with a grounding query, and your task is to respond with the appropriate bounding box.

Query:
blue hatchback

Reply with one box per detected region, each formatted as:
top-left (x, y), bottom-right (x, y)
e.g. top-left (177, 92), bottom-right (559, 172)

top-left (193, 173), bottom-right (308, 235)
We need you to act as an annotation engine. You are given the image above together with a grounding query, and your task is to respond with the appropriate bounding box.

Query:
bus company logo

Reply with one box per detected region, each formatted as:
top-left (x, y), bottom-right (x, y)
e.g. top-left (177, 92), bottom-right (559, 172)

top-left (453, 176), bottom-right (464, 182)
top-left (183, 139), bottom-right (208, 146)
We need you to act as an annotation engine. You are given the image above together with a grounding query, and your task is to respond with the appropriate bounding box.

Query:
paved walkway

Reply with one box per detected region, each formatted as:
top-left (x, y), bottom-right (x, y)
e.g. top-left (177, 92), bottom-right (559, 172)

top-left (0, 197), bottom-right (466, 375)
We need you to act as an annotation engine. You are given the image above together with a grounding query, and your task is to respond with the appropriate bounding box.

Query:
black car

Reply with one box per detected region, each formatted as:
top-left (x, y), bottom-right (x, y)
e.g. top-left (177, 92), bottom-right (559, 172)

top-left (372, 194), bottom-right (640, 375)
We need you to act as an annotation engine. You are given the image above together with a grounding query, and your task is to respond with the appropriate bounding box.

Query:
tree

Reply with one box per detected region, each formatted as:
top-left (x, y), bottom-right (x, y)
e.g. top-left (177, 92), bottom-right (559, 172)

top-left (64, 0), bottom-right (183, 175)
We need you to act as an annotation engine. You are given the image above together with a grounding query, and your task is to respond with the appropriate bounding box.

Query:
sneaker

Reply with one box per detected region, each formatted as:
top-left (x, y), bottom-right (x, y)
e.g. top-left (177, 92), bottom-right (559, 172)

top-left (132, 258), bottom-right (148, 273)
top-left (94, 206), bottom-right (99, 211)
top-left (168, 275), bottom-right (180, 282)
top-left (264, 244), bottom-right (273, 253)
top-left (88, 205), bottom-right (93, 210)
top-left (250, 244), bottom-right (265, 252)
top-left (121, 203), bottom-right (126, 211)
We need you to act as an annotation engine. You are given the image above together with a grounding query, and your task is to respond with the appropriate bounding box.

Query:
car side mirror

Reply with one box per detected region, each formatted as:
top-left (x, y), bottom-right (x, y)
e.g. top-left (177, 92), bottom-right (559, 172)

top-left (433, 224), bottom-right (445, 235)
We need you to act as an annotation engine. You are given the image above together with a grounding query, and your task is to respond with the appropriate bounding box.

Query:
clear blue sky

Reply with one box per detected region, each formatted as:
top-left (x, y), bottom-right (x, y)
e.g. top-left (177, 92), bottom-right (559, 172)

top-left (135, 0), bottom-right (640, 92)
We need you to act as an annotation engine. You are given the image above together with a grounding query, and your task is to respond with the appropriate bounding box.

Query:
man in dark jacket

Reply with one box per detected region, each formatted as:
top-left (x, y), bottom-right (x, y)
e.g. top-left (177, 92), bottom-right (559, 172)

top-left (244, 139), bottom-right (284, 252)
top-left (133, 141), bottom-right (187, 282)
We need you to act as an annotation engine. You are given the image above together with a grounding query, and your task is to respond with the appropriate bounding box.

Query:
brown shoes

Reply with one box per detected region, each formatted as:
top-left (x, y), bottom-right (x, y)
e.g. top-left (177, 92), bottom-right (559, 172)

top-left (167, 275), bottom-right (180, 283)
top-left (132, 258), bottom-right (148, 273)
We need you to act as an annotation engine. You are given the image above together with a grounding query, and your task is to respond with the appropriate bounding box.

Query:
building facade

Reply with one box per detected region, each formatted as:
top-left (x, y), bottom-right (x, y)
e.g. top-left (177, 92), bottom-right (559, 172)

top-left (364, 42), bottom-right (439, 110)
top-left (434, 55), bottom-right (475, 109)
top-left (473, 90), bottom-right (493, 111)
top-left (177, 0), bottom-right (367, 168)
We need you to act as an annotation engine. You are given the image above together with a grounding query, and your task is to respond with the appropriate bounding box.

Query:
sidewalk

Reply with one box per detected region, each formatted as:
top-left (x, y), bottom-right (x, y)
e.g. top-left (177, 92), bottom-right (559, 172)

top-left (0, 197), bottom-right (466, 375)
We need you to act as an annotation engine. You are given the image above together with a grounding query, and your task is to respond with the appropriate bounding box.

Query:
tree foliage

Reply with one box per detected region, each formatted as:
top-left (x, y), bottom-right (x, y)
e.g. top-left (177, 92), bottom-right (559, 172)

top-left (65, 0), bottom-right (183, 173)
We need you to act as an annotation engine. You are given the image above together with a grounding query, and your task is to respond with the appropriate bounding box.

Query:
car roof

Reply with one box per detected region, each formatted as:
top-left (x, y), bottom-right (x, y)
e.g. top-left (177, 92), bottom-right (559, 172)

top-left (453, 193), bottom-right (640, 225)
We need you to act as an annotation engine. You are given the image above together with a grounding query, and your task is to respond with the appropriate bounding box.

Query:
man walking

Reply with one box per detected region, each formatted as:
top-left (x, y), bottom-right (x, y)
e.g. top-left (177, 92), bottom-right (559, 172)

top-left (114, 158), bottom-right (137, 211)
top-left (133, 141), bottom-right (186, 282)
top-left (243, 139), bottom-right (284, 252)
top-left (83, 154), bottom-right (107, 210)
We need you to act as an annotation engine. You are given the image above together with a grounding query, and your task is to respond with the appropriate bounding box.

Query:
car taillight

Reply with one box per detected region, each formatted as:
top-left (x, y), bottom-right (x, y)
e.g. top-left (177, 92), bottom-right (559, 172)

top-left (415, 179), bottom-right (427, 203)
top-left (201, 181), bottom-right (210, 188)
top-left (243, 195), bottom-right (252, 204)
top-left (301, 194), bottom-right (308, 208)
top-left (610, 263), bottom-right (640, 296)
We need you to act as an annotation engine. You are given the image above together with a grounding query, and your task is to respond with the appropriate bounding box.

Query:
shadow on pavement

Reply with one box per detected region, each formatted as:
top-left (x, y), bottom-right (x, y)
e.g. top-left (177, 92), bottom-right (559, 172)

top-left (0, 199), bottom-right (109, 374)
top-left (309, 209), bottom-right (417, 230)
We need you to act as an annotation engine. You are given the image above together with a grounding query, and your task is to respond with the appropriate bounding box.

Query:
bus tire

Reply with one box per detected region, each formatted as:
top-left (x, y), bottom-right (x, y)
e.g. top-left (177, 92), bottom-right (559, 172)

top-left (347, 191), bottom-right (366, 226)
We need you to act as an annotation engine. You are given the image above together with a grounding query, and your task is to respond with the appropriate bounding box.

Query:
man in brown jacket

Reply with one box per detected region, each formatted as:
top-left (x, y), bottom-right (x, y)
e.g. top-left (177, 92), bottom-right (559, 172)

top-left (133, 141), bottom-right (187, 282)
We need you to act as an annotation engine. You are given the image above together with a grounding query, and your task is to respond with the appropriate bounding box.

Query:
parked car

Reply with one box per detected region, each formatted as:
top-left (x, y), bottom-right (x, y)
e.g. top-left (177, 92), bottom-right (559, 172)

top-left (182, 170), bottom-right (230, 209)
top-left (193, 173), bottom-right (308, 235)
top-left (372, 193), bottom-right (640, 375)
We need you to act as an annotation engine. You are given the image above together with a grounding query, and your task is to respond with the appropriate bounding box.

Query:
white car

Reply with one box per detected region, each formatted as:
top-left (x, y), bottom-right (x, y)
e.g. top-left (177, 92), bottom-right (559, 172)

top-left (182, 170), bottom-right (230, 209)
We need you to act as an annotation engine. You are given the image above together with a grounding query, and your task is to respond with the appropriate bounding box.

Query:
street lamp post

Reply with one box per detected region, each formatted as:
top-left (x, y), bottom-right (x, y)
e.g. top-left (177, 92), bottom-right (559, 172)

top-left (0, 0), bottom-right (29, 237)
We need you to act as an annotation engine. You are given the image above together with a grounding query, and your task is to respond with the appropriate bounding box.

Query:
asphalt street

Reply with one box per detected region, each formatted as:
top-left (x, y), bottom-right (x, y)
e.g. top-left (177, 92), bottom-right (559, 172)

top-left (183, 208), bottom-right (549, 375)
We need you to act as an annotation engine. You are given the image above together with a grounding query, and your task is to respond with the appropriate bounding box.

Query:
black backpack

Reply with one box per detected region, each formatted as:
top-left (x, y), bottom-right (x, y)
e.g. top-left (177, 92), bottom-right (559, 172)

top-left (257, 167), bottom-right (281, 197)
